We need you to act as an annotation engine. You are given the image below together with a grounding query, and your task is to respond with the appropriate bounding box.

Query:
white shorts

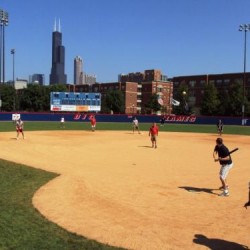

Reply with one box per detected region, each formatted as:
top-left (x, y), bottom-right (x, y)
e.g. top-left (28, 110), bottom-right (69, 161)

top-left (219, 163), bottom-right (233, 180)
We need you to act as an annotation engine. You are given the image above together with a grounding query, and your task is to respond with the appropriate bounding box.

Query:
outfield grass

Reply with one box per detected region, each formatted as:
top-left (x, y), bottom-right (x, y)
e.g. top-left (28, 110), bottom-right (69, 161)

top-left (1, 121), bottom-right (250, 135)
top-left (0, 159), bottom-right (124, 250)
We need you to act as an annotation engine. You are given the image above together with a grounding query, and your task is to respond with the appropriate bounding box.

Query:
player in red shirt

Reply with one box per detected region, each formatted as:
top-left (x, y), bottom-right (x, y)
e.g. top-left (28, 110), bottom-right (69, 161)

top-left (149, 123), bottom-right (159, 148)
top-left (89, 115), bottom-right (96, 132)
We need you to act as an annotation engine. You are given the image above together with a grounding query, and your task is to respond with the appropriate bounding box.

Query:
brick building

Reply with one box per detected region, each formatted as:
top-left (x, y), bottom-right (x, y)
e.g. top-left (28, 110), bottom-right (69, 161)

top-left (68, 69), bottom-right (173, 114)
top-left (171, 72), bottom-right (250, 112)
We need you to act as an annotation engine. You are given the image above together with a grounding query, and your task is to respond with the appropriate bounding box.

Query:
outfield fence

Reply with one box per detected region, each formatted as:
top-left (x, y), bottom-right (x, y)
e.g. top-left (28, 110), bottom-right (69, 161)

top-left (0, 112), bottom-right (249, 126)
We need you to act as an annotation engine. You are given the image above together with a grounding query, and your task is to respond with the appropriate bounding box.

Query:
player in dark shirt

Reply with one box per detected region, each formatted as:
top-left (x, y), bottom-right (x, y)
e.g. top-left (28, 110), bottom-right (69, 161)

top-left (213, 138), bottom-right (233, 197)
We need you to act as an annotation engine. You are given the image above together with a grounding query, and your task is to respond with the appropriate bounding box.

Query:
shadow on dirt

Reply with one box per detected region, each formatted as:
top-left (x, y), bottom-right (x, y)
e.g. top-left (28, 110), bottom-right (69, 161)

top-left (179, 186), bottom-right (218, 195)
top-left (193, 234), bottom-right (249, 250)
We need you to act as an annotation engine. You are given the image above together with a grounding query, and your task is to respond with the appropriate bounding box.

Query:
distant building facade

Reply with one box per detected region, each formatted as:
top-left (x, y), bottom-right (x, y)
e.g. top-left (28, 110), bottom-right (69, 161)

top-left (119, 69), bottom-right (172, 114)
top-left (14, 78), bottom-right (28, 90)
top-left (67, 69), bottom-right (173, 114)
top-left (84, 74), bottom-right (96, 86)
top-left (74, 56), bottom-right (83, 85)
top-left (49, 20), bottom-right (67, 85)
top-left (29, 74), bottom-right (45, 85)
top-left (171, 72), bottom-right (250, 109)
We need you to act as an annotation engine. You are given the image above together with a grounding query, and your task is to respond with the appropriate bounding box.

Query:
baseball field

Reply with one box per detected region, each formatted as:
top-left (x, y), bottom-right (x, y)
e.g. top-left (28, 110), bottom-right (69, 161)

top-left (0, 127), bottom-right (249, 250)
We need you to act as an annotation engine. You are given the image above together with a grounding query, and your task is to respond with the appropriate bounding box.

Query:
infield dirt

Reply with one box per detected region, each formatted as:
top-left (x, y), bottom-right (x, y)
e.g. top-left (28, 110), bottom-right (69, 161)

top-left (0, 130), bottom-right (249, 250)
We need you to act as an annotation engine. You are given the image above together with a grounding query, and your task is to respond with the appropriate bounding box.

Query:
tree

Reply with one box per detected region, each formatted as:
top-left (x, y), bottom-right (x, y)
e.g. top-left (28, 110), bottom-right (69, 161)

top-left (0, 84), bottom-right (17, 111)
top-left (19, 84), bottom-right (47, 111)
top-left (18, 84), bottom-right (68, 112)
top-left (172, 83), bottom-right (189, 115)
top-left (226, 81), bottom-right (245, 116)
top-left (48, 84), bottom-right (68, 92)
top-left (102, 90), bottom-right (125, 113)
top-left (144, 94), bottom-right (161, 114)
top-left (200, 83), bottom-right (220, 115)
top-left (217, 89), bottom-right (230, 116)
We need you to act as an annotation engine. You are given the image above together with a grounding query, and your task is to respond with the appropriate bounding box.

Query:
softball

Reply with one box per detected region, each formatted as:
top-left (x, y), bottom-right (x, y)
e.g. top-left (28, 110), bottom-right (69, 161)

top-left (182, 91), bottom-right (186, 95)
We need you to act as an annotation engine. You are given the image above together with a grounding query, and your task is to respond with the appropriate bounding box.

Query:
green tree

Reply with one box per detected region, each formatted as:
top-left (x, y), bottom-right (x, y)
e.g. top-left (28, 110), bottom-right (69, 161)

top-left (226, 81), bottom-right (245, 116)
top-left (18, 84), bottom-right (68, 112)
top-left (217, 89), bottom-right (230, 116)
top-left (0, 84), bottom-right (17, 111)
top-left (48, 84), bottom-right (68, 92)
top-left (144, 93), bottom-right (161, 114)
top-left (19, 84), bottom-right (46, 111)
top-left (172, 82), bottom-right (189, 115)
top-left (102, 90), bottom-right (125, 113)
top-left (200, 83), bottom-right (220, 115)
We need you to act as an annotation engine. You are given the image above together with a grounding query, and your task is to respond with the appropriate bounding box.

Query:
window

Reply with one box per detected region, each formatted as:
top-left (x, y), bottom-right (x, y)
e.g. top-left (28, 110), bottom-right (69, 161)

top-left (200, 80), bottom-right (206, 86)
top-left (189, 80), bottom-right (196, 87)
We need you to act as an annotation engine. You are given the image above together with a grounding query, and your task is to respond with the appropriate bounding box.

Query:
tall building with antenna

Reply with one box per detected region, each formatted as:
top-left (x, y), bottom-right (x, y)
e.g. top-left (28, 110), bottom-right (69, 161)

top-left (49, 19), bottom-right (67, 84)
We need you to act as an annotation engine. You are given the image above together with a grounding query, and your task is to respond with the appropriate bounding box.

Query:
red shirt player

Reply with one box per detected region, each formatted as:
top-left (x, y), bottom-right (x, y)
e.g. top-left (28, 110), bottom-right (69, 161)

top-left (149, 123), bottom-right (159, 148)
top-left (89, 115), bottom-right (96, 132)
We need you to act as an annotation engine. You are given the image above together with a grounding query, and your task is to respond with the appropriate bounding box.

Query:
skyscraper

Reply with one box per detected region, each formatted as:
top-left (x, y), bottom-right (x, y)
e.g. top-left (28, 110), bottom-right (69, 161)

top-left (74, 56), bottom-right (83, 85)
top-left (49, 19), bottom-right (67, 85)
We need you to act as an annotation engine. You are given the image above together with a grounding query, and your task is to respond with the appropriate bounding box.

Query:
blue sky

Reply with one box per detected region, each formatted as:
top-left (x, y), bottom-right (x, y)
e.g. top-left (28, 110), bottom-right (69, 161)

top-left (1, 0), bottom-right (250, 84)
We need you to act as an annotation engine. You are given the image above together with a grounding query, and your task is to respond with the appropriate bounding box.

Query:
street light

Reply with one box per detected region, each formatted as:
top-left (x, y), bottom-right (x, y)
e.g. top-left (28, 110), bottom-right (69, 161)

top-left (0, 9), bottom-right (9, 84)
top-left (182, 90), bottom-right (188, 115)
top-left (11, 49), bottom-right (15, 84)
top-left (239, 24), bottom-right (250, 126)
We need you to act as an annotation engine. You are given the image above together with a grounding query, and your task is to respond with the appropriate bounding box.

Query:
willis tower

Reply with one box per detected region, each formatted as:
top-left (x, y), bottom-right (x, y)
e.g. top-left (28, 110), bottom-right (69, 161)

top-left (50, 19), bottom-right (67, 84)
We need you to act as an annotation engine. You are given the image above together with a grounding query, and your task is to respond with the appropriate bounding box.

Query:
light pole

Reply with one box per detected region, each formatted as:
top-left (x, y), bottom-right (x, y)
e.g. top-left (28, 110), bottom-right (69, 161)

top-left (239, 24), bottom-right (250, 126)
top-left (182, 90), bottom-right (187, 115)
top-left (0, 9), bottom-right (9, 84)
top-left (11, 49), bottom-right (15, 110)
top-left (11, 49), bottom-right (15, 84)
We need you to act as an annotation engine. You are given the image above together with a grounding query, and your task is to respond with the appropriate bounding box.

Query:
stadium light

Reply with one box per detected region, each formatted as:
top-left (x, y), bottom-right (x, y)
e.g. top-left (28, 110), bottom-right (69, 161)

top-left (0, 9), bottom-right (9, 84)
top-left (239, 24), bottom-right (250, 125)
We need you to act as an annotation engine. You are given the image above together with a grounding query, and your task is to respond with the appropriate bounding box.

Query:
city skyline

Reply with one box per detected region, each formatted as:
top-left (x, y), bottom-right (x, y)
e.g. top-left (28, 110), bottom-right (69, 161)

top-left (1, 0), bottom-right (250, 84)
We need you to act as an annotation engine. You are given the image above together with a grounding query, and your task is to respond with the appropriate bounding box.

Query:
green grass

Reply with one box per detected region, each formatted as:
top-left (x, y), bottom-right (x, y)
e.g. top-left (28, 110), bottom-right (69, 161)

top-left (0, 159), bottom-right (124, 250)
top-left (1, 121), bottom-right (250, 135)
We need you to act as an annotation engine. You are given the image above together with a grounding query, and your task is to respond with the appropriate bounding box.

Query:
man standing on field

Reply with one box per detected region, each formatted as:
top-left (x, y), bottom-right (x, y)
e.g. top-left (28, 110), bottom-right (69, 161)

top-left (213, 138), bottom-right (233, 197)
top-left (132, 117), bottom-right (140, 134)
top-left (89, 115), bottom-right (96, 132)
top-left (16, 118), bottom-right (25, 139)
top-left (149, 123), bottom-right (159, 148)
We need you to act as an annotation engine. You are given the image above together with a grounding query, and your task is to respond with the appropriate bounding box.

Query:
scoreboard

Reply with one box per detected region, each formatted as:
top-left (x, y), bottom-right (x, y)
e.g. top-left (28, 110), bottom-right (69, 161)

top-left (50, 92), bottom-right (101, 112)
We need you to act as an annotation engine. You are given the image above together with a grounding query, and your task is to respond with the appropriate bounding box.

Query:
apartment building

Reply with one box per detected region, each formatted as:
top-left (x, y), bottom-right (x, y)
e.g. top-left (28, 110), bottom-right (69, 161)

top-left (67, 69), bottom-right (173, 114)
top-left (171, 72), bottom-right (250, 109)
